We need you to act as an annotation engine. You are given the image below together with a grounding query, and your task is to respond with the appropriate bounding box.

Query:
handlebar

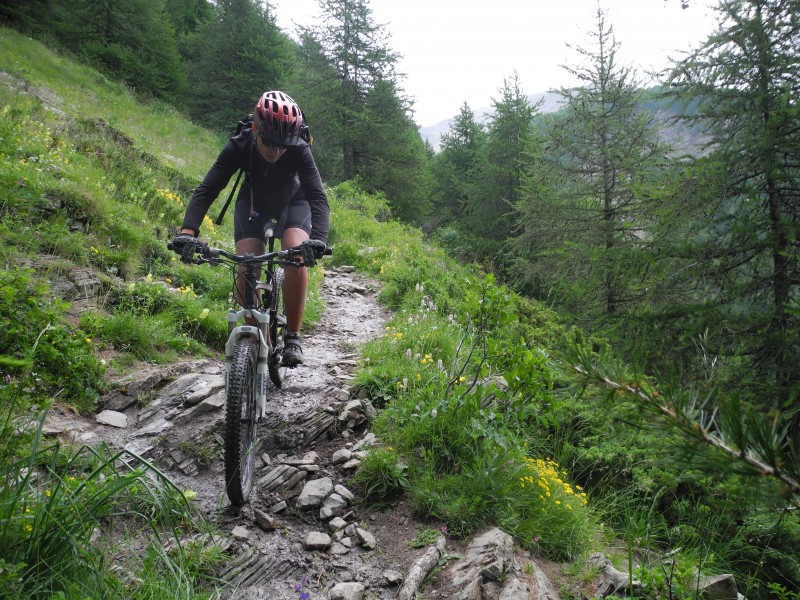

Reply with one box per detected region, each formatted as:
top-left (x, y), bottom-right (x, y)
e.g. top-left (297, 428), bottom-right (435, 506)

top-left (167, 240), bottom-right (332, 267)
top-left (200, 246), bottom-right (300, 267)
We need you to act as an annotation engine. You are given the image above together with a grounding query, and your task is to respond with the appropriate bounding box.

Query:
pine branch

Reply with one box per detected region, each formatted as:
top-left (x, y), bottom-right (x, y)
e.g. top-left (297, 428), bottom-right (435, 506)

top-left (562, 344), bottom-right (800, 505)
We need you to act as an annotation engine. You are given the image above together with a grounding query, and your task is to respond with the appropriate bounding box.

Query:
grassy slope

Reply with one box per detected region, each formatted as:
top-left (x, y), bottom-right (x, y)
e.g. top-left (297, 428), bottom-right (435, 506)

top-left (1, 27), bottom-right (220, 178)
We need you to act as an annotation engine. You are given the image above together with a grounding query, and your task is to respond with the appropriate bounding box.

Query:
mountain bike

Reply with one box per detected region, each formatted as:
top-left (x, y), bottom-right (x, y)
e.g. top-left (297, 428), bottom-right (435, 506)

top-left (169, 224), bottom-right (331, 505)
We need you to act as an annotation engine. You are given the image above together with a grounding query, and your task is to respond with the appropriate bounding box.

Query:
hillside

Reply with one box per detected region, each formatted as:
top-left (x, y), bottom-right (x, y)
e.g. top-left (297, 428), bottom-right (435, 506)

top-left (2, 25), bottom-right (797, 600)
top-left (0, 26), bottom-right (584, 598)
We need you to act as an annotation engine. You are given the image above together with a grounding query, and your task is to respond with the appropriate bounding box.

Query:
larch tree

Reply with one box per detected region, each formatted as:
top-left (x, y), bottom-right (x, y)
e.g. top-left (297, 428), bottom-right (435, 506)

top-left (458, 72), bottom-right (538, 276)
top-left (512, 6), bottom-right (668, 319)
top-left (357, 77), bottom-right (435, 222)
top-left (304, 0), bottom-right (399, 180)
top-left (431, 102), bottom-right (487, 227)
top-left (666, 0), bottom-right (800, 429)
top-left (164, 0), bottom-right (213, 36)
top-left (288, 31), bottom-right (346, 183)
top-left (19, 0), bottom-right (187, 99)
top-left (299, 0), bottom-right (432, 219)
top-left (179, 0), bottom-right (295, 131)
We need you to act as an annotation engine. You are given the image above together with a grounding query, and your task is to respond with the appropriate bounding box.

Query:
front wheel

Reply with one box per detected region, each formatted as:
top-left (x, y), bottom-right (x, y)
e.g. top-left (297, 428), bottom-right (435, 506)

top-left (224, 337), bottom-right (258, 506)
top-left (268, 267), bottom-right (287, 387)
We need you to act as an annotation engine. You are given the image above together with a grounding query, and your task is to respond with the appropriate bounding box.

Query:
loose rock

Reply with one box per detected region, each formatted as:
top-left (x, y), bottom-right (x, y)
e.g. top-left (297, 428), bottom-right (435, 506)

top-left (254, 509), bottom-right (277, 532)
top-left (329, 581), bottom-right (365, 600)
top-left (296, 477), bottom-right (334, 509)
top-left (95, 410), bottom-right (127, 428)
top-left (303, 531), bottom-right (332, 550)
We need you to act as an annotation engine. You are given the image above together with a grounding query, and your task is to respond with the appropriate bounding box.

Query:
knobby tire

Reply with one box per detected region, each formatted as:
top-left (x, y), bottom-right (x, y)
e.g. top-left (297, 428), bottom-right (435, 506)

top-left (224, 337), bottom-right (258, 506)
top-left (268, 267), bottom-right (287, 388)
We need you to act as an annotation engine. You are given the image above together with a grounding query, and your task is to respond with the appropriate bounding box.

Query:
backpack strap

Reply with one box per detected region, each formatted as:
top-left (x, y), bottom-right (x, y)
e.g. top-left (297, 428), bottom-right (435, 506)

top-left (215, 122), bottom-right (256, 225)
top-left (214, 168), bottom-right (243, 226)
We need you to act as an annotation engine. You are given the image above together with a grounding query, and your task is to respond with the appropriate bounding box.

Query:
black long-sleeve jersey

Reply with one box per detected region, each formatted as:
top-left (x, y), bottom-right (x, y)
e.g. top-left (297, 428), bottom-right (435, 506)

top-left (181, 128), bottom-right (330, 243)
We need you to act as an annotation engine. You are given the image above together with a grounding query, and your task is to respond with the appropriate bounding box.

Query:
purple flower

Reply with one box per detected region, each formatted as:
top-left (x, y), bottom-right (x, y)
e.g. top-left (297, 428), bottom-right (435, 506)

top-left (295, 576), bottom-right (310, 599)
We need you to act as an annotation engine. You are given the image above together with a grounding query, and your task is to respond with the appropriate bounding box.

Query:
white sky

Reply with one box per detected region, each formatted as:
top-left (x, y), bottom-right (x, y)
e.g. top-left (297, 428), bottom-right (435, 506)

top-left (271, 0), bottom-right (720, 127)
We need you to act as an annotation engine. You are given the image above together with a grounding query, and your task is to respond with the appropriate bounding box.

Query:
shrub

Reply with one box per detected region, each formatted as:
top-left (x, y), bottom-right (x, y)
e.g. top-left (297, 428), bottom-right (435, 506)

top-left (507, 457), bottom-right (595, 561)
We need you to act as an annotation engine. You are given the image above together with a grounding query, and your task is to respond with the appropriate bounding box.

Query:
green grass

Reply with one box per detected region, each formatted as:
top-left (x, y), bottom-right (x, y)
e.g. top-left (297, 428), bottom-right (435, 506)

top-left (0, 405), bottom-right (222, 599)
top-left (0, 26), bottom-right (220, 179)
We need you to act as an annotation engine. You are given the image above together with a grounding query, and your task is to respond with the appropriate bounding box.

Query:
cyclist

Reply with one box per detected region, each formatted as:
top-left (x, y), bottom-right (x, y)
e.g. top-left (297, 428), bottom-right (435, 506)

top-left (171, 91), bottom-right (329, 366)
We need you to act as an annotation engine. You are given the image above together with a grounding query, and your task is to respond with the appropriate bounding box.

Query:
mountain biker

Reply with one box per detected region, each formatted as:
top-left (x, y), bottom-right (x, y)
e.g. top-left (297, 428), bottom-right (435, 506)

top-left (170, 91), bottom-right (330, 366)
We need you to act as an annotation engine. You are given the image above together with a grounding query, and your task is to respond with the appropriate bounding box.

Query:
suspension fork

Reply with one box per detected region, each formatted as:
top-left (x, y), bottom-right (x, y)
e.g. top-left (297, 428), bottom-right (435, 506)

top-left (226, 264), bottom-right (271, 419)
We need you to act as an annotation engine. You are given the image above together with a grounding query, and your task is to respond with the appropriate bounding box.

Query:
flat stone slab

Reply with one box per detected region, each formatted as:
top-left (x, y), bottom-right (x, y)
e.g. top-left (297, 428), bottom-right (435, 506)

top-left (95, 410), bottom-right (127, 428)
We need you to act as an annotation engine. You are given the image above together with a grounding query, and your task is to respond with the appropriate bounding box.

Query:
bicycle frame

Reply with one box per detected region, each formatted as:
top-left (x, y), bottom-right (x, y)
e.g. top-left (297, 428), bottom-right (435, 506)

top-left (225, 301), bottom-right (270, 420)
top-left (197, 245), bottom-right (299, 419)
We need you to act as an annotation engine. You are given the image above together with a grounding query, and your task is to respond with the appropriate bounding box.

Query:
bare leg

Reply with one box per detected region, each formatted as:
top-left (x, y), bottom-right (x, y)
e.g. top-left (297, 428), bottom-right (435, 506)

top-left (281, 227), bottom-right (309, 332)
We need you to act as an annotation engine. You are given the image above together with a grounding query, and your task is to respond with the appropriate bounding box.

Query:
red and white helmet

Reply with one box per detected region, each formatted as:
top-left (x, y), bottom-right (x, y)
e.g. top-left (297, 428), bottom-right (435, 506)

top-left (253, 91), bottom-right (308, 146)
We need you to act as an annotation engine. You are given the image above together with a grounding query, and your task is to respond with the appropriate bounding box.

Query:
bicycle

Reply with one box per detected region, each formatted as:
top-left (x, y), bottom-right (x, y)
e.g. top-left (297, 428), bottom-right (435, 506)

top-left (169, 223), bottom-right (331, 505)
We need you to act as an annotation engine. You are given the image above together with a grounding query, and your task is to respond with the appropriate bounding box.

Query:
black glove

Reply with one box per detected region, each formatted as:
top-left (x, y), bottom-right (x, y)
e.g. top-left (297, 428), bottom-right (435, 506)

top-left (299, 239), bottom-right (327, 268)
top-left (170, 234), bottom-right (203, 264)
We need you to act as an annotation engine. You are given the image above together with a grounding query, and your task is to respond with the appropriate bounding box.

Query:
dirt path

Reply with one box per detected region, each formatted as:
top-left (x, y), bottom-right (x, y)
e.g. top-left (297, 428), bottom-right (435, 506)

top-left (46, 267), bottom-right (450, 598)
top-left (44, 267), bottom-right (568, 599)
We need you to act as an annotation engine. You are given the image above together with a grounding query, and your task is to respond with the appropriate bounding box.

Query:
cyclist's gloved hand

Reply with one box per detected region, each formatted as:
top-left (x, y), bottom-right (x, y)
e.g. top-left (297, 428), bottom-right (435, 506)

top-left (299, 239), bottom-right (327, 268)
top-left (170, 234), bottom-right (204, 264)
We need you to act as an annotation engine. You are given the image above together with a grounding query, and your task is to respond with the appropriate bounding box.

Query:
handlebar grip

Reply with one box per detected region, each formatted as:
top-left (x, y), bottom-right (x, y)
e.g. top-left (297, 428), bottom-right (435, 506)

top-left (167, 242), bottom-right (174, 251)
top-left (323, 246), bottom-right (333, 256)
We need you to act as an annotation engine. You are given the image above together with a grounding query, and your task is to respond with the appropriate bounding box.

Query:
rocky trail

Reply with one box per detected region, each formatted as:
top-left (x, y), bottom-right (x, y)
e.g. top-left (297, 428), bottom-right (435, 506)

top-left (41, 267), bottom-right (581, 600)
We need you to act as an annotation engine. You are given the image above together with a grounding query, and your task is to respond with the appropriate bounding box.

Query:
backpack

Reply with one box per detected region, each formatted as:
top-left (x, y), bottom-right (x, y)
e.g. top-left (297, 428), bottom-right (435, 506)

top-left (232, 114), bottom-right (255, 139)
top-left (214, 114), bottom-right (311, 225)
top-left (214, 117), bottom-right (251, 225)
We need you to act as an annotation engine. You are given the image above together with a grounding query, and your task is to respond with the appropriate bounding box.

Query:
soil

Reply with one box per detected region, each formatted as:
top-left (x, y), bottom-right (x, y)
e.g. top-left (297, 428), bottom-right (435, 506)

top-left (43, 266), bottom-right (575, 599)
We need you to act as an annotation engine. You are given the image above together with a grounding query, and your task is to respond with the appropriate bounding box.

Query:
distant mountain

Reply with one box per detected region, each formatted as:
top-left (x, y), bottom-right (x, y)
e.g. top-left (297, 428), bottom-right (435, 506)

top-left (418, 89), bottom-right (709, 154)
top-left (418, 92), bottom-right (565, 151)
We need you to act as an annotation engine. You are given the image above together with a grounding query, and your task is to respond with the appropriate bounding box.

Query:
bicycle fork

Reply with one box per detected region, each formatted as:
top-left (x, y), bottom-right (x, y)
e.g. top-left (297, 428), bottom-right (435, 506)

top-left (225, 308), bottom-right (270, 420)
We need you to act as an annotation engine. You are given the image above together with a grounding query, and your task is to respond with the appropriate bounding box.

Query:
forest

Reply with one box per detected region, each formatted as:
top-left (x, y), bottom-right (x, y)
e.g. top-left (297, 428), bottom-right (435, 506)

top-left (0, 0), bottom-right (798, 598)
top-left (7, 0), bottom-right (796, 433)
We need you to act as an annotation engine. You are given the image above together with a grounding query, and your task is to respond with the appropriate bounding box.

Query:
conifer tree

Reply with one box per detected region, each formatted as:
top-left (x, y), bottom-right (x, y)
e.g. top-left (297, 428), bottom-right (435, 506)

top-left (9, 0), bottom-right (186, 99)
top-left (164, 0), bottom-right (213, 36)
top-left (304, 0), bottom-right (399, 180)
top-left (358, 78), bottom-right (434, 222)
top-left (179, 0), bottom-right (294, 131)
top-left (465, 73), bottom-right (537, 247)
top-left (298, 0), bottom-right (432, 219)
top-left (512, 7), bottom-right (667, 318)
top-left (287, 31), bottom-right (345, 182)
top-left (666, 0), bottom-right (800, 431)
top-left (431, 102), bottom-right (487, 227)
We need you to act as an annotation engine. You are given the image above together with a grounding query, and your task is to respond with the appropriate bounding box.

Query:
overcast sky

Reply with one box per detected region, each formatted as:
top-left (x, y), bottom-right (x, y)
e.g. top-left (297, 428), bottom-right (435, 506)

top-left (271, 0), bottom-right (720, 127)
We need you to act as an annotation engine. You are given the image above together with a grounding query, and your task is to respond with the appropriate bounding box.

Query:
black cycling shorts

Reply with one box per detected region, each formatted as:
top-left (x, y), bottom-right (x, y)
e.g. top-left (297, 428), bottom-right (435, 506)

top-left (233, 188), bottom-right (312, 242)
